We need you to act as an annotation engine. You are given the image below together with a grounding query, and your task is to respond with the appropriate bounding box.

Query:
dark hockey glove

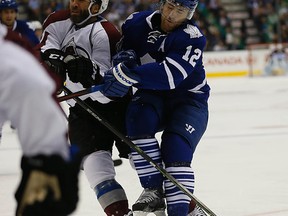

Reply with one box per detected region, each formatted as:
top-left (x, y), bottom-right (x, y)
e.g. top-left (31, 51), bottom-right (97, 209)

top-left (15, 151), bottom-right (81, 216)
top-left (64, 55), bottom-right (101, 88)
top-left (41, 49), bottom-right (67, 82)
top-left (112, 49), bottom-right (137, 66)
top-left (101, 62), bottom-right (140, 98)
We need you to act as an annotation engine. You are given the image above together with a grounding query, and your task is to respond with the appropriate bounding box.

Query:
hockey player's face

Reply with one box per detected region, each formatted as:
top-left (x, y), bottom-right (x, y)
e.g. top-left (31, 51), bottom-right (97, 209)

top-left (160, 1), bottom-right (189, 32)
top-left (69, 0), bottom-right (90, 23)
top-left (0, 9), bottom-right (17, 28)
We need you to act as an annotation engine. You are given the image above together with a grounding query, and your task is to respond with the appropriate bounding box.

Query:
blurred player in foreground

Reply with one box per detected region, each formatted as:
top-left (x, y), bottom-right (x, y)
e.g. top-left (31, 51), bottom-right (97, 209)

top-left (0, 23), bottom-right (80, 216)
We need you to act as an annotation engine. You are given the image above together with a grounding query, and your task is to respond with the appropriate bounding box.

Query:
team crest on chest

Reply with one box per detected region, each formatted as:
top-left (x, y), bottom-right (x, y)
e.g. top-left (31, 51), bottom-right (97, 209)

top-left (63, 38), bottom-right (77, 55)
top-left (63, 38), bottom-right (90, 58)
top-left (184, 24), bottom-right (202, 39)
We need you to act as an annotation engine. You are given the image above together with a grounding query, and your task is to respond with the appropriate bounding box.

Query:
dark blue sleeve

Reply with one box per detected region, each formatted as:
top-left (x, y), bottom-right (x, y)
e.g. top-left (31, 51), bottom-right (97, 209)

top-left (134, 33), bottom-right (206, 90)
top-left (16, 21), bottom-right (40, 46)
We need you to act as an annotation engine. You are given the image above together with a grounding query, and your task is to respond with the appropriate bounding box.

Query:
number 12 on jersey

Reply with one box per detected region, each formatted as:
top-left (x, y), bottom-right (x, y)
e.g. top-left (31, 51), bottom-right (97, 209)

top-left (182, 45), bottom-right (202, 67)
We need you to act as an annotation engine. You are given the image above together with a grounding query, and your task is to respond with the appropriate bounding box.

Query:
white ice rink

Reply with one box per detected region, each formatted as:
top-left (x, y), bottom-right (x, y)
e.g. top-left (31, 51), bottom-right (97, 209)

top-left (1, 76), bottom-right (288, 216)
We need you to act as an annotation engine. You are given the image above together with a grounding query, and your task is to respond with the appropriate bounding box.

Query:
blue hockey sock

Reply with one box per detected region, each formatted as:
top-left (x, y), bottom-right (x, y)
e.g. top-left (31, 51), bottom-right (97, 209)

top-left (131, 138), bottom-right (164, 188)
top-left (164, 166), bottom-right (195, 216)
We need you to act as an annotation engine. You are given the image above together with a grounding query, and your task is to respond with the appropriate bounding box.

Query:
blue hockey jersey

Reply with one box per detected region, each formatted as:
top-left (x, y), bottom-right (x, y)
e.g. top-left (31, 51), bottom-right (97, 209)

top-left (4, 19), bottom-right (40, 46)
top-left (120, 10), bottom-right (210, 101)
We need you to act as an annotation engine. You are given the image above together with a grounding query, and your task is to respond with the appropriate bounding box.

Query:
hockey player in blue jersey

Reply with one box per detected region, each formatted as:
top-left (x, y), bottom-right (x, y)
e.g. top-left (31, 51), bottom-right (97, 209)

top-left (101, 0), bottom-right (210, 215)
top-left (0, 0), bottom-right (39, 46)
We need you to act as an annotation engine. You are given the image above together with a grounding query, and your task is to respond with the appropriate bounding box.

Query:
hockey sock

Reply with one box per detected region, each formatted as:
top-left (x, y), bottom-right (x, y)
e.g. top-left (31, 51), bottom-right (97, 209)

top-left (131, 138), bottom-right (164, 188)
top-left (83, 151), bottom-right (129, 215)
top-left (95, 179), bottom-right (129, 216)
top-left (164, 166), bottom-right (195, 216)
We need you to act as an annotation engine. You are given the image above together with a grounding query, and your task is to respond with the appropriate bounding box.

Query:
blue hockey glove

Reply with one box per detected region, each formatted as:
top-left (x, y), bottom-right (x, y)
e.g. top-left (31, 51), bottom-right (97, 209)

top-left (15, 149), bottom-right (81, 216)
top-left (112, 50), bottom-right (137, 66)
top-left (101, 62), bottom-right (140, 98)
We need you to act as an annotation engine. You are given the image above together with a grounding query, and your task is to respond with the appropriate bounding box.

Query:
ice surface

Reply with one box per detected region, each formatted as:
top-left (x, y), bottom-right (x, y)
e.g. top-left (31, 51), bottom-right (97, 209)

top-left (1, 76), bottom-right (288, 216)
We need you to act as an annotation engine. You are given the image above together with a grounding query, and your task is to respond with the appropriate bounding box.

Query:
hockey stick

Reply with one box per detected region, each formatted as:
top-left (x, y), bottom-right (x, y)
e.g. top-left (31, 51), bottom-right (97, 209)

top-left (62, 86), bottom-right (217, 216)
top-left (57, 84), bottom-right (104, 102)
top-left (58, 85), bottom-right (122, 167)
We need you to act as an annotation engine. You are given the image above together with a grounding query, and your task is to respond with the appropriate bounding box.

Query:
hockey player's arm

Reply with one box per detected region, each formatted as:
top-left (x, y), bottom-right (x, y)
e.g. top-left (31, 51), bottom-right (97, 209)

top-left (12, 67), bottom-right (81, 216)
top-left (40, 17), bottom-right (68, 83)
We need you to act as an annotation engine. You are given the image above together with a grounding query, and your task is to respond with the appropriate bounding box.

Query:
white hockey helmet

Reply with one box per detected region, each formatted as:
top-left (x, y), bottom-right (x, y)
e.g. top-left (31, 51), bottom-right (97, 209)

top-left (91, 0), bottom-right (109, 15)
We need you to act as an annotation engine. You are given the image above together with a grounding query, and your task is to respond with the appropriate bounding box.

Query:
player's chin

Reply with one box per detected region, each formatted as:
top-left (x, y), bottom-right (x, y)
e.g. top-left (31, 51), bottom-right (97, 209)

top-left (162, 21), bottom-right (177, 32)
top-left (70, 15), bottom-right (81, 23)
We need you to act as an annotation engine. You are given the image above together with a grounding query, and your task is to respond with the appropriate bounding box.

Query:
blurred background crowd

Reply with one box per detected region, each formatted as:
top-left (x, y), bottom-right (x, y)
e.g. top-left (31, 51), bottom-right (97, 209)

top-left (11, 0), bottom-right (288, 51)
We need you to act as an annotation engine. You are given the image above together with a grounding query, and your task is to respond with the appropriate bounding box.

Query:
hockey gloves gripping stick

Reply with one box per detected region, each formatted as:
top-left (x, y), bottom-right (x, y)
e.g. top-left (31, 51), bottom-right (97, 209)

top-left (102, 50), bottom-right (140, 98)
top-left (101, 62), bottom-right (139, 98)
top-left (15, 150), bottom-right (81, 216)
top-left (57, 50), bottom-right (138, 102)
top-left (42, 49), bottom-right (102, 88)
top-left (64, 55), bottom-right (102, 88)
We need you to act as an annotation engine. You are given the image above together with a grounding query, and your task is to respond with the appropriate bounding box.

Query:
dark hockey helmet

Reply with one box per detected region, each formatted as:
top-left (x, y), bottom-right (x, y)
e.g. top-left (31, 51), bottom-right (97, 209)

top-left (0, 0), bottom-right (18, 11)
top-left (162, 0), bottom-right (198, 19)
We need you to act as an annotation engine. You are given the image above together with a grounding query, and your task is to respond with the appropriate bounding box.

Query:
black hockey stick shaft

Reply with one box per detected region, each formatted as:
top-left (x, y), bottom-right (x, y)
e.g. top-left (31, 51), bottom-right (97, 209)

top-left (58, 84), bottom-right (104, 102)
top-left (62, 86), bottom-right (217, 216)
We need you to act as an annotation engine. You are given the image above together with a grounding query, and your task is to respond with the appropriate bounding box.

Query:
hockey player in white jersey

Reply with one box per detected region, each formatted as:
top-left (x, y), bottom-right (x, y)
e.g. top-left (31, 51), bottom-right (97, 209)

top-left (0, 23), bottom-right (80, 216)
top-left (101, 0), bottom-right (209, 215)
top-left (39, 0), bottom-right (132, 215)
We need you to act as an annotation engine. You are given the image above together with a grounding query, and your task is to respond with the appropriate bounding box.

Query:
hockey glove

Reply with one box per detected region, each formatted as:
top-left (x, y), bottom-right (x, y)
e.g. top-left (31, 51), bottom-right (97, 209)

top-left (112, 50), bottom-right (137, 67)
top-left (101, 62), bottom-right (140, 98)
top-left (64, 55), bottom-right (101, 88)
top-left (41, 49), bottom-right (67, 82)
top-left (15, 152), bottom-right (81, 216)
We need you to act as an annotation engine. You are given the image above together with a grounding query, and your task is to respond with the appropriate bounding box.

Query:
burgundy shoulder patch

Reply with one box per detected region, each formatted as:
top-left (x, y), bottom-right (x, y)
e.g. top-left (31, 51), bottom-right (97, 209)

top-left (43, 10), bottom-right (70, 30)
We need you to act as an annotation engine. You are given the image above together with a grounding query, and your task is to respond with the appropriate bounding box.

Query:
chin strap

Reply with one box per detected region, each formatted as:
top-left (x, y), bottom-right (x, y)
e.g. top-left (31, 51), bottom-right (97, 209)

top-left (75, 2), bottom-right (99, 27)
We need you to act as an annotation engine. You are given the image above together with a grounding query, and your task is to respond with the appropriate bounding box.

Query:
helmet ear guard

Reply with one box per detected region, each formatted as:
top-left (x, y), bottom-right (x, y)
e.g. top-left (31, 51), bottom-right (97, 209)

top-left (91, 0), bottom-right (109, 15)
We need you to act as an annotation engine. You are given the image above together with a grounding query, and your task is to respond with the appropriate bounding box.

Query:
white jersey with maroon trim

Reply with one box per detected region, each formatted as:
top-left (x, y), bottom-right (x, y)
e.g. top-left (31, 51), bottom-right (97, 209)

top-left (40, 10), bottom-right (121, 105)
top-left (0, 24), bottom-right (69, 160)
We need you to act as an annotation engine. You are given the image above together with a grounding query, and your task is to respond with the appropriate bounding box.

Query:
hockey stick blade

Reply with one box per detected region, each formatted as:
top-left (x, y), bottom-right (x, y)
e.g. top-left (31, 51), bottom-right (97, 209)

top-left (58, 84), bottom-right (104, 102)
top-left (62, 86), bottom-right (217, 216)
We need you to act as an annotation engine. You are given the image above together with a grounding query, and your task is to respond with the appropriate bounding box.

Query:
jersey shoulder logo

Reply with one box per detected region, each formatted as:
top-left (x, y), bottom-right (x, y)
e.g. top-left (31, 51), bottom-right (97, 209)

top-left (184, 24), bottom-right (203, 39)
top-left (124, 12), bottom-right (139, 25)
